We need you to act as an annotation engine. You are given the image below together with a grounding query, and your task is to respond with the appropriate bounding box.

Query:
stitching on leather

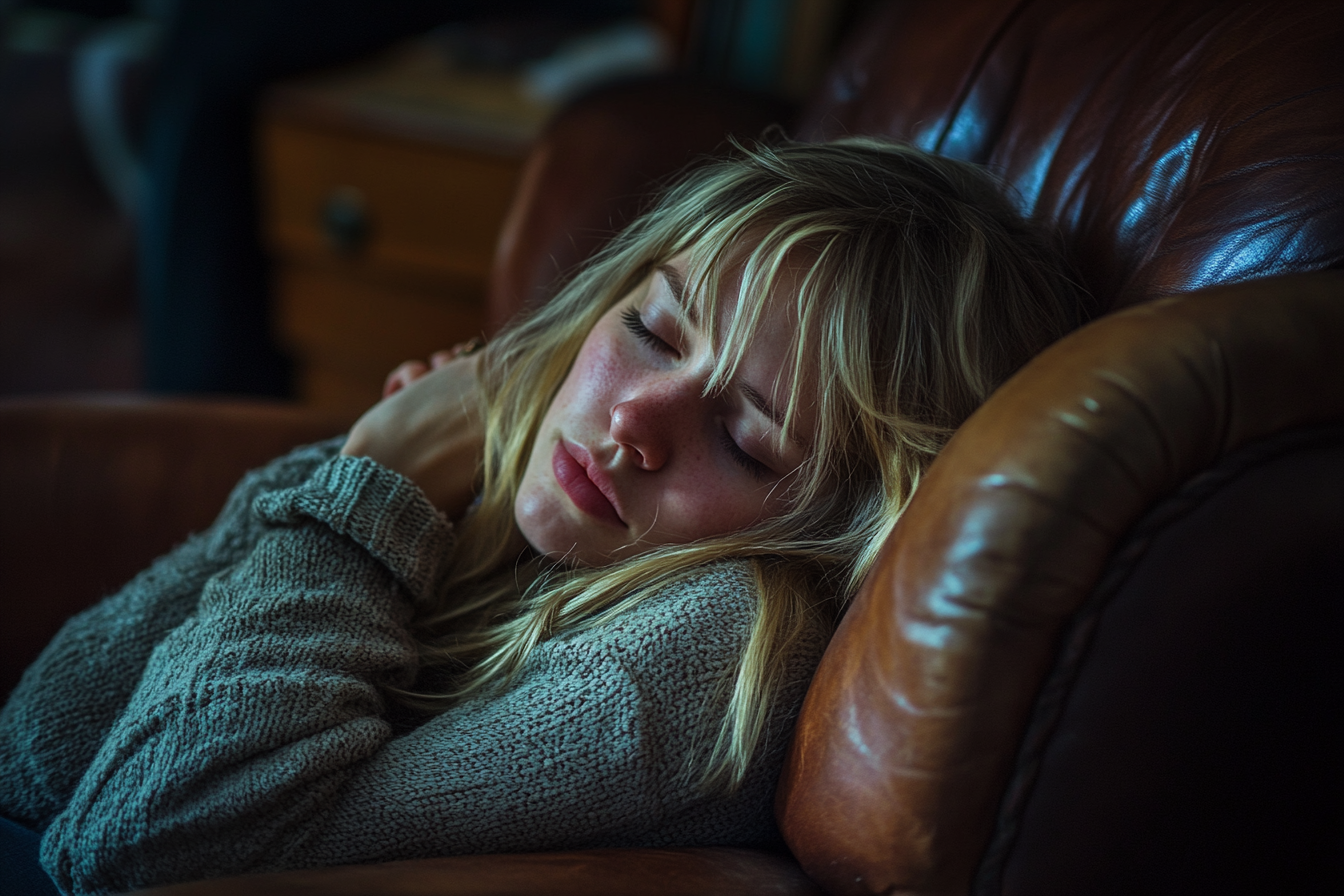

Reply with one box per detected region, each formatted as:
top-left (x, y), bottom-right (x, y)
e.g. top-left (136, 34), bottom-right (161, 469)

top-left (1197, 149), bottom-right (1344, 189)
top-left (1222, 83), bottom-right (1344, 137)
top-left (971, 420), bottom-right (1344, 894)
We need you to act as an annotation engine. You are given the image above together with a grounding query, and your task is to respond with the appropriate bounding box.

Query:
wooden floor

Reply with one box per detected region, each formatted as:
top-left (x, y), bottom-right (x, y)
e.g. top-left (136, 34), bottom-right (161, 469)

top-left (0, 44), bottom-right (141, 397)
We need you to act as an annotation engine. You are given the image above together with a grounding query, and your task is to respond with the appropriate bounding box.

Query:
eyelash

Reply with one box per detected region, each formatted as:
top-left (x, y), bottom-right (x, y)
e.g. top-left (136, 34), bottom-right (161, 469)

top-left (720, 428), bottom-right (771, 480)
top-left (621, 306), bottom-right (672, 354)
top-left (623, 305), bottom-right (771, 481)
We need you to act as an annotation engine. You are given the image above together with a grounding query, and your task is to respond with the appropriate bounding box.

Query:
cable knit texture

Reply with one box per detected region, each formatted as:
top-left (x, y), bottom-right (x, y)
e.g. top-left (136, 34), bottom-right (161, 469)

top-left (0, 439), bottom-right (826, 896)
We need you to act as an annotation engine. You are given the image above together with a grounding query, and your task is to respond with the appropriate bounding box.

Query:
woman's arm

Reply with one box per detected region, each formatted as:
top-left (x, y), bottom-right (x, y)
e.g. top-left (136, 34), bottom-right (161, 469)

top-left (2, 344), bottom-right (481, 835)
top-left (39, 454), bottom-right (451, 894)
top-left (0, 436), bottom-right (343, 831)
top-left (40, 455), bottom-right (805, 896)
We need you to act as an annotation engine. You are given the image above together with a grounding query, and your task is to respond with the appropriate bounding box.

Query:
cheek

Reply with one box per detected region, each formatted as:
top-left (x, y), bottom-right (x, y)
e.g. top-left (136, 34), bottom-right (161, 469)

top-left (667, 475), bottom-right (786, 542)
top-left (549, 327), bottom-right (629, 423)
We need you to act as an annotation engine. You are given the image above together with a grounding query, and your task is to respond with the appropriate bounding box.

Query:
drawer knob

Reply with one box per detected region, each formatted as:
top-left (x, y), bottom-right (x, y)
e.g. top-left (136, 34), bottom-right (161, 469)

top-left (321, 186), bottom-right (369, 255)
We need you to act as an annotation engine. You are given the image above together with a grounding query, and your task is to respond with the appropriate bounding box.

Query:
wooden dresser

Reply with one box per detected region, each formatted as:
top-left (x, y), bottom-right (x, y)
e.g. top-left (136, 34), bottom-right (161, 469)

top-left (257, 41), bottom-right (555, 417)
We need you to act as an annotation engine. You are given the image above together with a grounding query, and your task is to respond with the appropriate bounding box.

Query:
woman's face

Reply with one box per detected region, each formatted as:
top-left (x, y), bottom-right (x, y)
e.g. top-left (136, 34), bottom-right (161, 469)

top-left (514, 253), bottom-right (820, 566)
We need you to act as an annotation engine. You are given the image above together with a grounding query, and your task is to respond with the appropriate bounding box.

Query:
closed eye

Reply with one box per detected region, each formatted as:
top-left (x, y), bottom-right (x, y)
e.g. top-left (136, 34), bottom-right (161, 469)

top-left (622, 306), bottom-right (675, 355)
top-left (624, 303), bottom-right (773, 481)
top-left (719, 428), bottom-right (772, 481)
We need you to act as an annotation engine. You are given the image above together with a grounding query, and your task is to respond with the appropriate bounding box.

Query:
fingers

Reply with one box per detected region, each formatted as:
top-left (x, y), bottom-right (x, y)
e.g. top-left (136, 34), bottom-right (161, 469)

top-left (438, 337), bottom-right (484, 367)
top-left (383, 360), bottom-right (428, 398)
top-left (384, 340), bottom-right (484, 396)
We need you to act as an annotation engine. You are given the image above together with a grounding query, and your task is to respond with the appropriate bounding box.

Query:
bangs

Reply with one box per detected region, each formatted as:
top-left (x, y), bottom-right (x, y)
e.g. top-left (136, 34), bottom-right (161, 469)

top-left (659, 202), bottom-right (865, 517)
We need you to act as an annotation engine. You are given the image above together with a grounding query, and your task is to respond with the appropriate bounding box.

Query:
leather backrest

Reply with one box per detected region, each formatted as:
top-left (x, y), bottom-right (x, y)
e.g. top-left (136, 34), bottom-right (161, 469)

top-left (775, 274), bottom-right (1344, 894)
top-left (799, 0), bottom-right (1344, 311)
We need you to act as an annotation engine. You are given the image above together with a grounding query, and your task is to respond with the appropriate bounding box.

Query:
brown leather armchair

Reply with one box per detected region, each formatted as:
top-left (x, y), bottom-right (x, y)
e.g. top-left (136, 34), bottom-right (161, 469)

top-left (3, 1), bottom-right (1341, 893)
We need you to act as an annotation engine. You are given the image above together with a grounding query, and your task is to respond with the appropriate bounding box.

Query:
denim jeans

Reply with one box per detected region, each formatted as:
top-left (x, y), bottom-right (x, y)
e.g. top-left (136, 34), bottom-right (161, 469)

top-left (138, 0), bottom-right (634, 395)
top-left (0, 816), bottom-right (59, 896)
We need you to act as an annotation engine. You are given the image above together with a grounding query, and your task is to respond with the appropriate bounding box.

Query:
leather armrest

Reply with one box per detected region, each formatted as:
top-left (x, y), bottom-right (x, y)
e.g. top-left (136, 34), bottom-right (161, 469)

top-left (778, 271), bottom-right (1344, 894)
top-left (487, 77), bottom-right (793, 331)
top-left (992, 421), bottom-right (1344, 891)
top-left (0, 395), bottom-right (350, 697)
top-left (130, 847), bottom-right (822, 896)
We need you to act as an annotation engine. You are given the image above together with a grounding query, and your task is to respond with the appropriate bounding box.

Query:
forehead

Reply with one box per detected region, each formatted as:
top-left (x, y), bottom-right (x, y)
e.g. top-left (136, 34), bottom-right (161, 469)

top-left (662, 244), bottom-right (800, 323)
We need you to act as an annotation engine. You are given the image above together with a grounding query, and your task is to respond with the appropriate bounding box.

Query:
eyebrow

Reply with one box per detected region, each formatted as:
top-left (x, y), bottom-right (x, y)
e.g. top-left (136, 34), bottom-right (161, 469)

top-left (742, 383), bottom-right (789, 432)
top-left (656, 264), bottom-right (699, 326)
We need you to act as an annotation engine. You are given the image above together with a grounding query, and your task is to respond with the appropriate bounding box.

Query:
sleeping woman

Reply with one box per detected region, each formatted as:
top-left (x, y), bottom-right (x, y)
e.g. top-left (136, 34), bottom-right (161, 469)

top-left (0, 136), bottom-right (1084, 895)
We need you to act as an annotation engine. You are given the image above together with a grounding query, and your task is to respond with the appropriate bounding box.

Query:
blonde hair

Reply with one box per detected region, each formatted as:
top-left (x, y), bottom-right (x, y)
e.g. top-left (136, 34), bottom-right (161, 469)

top-left (397, 136), bottom-right (1084, 792)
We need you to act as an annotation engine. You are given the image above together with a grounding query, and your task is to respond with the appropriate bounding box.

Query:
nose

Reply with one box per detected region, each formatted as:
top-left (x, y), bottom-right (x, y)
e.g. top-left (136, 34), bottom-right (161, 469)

top-left (609, 381), bottom-right (693, 471)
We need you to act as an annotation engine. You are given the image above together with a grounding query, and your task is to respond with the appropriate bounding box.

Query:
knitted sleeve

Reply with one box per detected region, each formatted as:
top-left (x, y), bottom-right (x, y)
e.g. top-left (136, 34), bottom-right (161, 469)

top-left (0, 437), bottom-right (344, 831)
top-left (37, 454), bottom-right (814, 896)
top-left (40, 454), bottom-right (453, 896)
top-left (281, 562), bottom-right (799, 866)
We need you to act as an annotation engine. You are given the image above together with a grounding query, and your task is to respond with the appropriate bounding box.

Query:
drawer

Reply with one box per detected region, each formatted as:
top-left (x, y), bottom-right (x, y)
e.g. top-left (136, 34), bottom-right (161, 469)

top-left (259, 117), bottom-right (523, 285)
top-left (256, 41), bottom-right (538, 414)
top-left (275, 264), bottom-right (487, 418)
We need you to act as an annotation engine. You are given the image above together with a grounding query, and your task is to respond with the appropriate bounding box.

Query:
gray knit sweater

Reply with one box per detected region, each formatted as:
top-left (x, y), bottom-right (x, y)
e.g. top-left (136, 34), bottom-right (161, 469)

top-left (0, 439), bottom-right (827, 896)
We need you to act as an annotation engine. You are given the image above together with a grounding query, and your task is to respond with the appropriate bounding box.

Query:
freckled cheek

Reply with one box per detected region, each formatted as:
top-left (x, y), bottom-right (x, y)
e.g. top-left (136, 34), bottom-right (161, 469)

top-left (660, 469), bottom-right (772, 538)
top-left (562, 330), bottom-right (634, 415)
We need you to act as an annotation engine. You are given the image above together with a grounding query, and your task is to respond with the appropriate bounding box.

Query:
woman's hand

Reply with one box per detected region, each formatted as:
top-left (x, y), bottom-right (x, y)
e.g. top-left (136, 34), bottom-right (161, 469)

top-left (341, 343), bottom-right (485, 519)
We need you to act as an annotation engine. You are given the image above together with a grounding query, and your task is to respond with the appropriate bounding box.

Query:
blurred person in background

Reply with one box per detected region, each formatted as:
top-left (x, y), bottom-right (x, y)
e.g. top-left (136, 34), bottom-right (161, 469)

top-left (137, 0), bottom-right (635, 396)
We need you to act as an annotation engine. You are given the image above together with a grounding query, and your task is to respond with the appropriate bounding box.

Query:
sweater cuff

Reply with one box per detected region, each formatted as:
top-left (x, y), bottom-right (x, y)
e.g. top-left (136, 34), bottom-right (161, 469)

top-left (251, 455), bottom-right (453, 602)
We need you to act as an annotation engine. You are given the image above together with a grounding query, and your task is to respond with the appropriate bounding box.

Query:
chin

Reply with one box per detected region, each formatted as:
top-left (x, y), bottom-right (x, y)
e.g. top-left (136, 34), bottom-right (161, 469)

top-left (514, 499), bottom-right (592, 567)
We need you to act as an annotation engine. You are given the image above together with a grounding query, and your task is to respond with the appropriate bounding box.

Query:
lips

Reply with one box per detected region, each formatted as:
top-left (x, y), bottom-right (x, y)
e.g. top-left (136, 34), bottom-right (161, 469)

top-left (552, 441), bottom-right (625, 528)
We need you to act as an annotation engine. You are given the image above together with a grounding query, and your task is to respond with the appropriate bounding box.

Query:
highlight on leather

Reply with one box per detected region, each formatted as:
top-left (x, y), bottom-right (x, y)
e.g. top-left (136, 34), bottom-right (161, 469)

top-left (776, 272), bottom-right (1344, 895)
top-left (800, 0), bottom-right (1344, 312)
